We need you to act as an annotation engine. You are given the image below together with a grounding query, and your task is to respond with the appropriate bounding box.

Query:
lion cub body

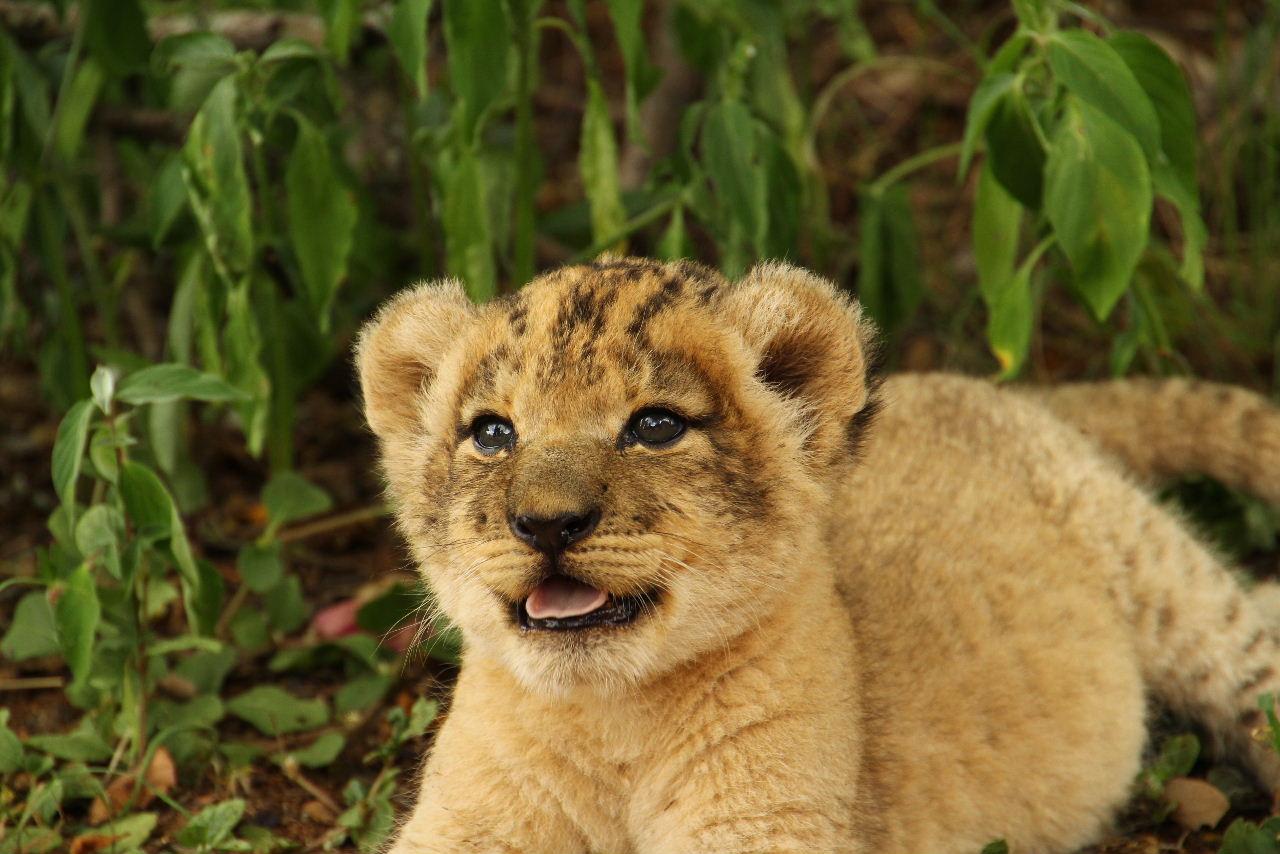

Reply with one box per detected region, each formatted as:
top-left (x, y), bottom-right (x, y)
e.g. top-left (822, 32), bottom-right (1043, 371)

top-left (358, 259), bottom-right (1280, 853)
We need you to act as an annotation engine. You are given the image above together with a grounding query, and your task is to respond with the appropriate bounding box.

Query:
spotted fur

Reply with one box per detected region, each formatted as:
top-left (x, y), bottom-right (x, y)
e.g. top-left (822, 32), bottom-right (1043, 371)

top-left (356, 259), bottom-right (1280, 854)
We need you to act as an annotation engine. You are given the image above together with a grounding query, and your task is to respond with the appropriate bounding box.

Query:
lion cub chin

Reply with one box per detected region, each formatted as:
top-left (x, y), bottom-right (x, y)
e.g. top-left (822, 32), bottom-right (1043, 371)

top-left (357, 257), bottom-right (1280, 854)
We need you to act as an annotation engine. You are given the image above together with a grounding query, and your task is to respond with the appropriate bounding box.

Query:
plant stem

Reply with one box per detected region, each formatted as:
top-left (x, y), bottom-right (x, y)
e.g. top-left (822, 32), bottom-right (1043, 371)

top-left (569, 196), bottom-right (681, 264)
top-left (867, 141), bottom-right (965, 196)
top-left (511, 0), bottom-right (543, 287)
top-left (276, 503), bottom-right (389, 544)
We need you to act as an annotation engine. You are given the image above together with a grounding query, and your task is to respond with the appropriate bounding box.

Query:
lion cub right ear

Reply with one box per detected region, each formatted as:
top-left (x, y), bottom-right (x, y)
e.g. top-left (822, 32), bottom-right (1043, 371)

top-left (355, 280), bottom-right (476, 439)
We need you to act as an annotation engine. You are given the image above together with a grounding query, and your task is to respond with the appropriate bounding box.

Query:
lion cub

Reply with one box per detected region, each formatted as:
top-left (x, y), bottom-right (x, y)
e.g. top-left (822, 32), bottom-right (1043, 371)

top-left (357, 258), bottom-right (1280, 853)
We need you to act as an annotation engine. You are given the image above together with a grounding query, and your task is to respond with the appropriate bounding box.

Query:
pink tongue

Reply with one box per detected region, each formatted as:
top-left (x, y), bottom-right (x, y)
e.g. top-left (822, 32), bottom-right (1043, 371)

top-left (526, 576), bottom-right (608, 620)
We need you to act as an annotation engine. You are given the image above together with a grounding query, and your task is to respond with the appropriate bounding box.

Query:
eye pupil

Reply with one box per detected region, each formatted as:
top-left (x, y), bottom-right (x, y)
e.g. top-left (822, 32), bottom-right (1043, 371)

top-left (472, 417), bottom-right (515, 453)
top-left (629, 409), bottom-right (686, 446)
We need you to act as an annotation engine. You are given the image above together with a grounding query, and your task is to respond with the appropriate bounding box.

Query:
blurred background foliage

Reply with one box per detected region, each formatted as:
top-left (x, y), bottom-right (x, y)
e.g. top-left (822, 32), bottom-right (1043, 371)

top-left (2, 0), bottom-right (1280, 851)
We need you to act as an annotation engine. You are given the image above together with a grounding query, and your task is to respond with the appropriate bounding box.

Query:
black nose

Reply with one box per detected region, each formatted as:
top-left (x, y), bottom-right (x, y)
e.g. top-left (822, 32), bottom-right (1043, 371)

top-left (510, 509), bottom-right (601, 555)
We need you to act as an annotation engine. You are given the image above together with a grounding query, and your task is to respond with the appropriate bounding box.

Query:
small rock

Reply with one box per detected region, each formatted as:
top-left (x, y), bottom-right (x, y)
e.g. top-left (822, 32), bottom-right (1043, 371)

top-left (1164, 776), bottom-right (1230, 830)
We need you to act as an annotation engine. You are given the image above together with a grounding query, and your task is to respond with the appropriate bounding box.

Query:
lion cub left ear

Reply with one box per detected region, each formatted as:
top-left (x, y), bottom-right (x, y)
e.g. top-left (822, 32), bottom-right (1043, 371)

top-left (355, 280), bottom-right (476, 440)
top-left (721, 262), bottom-right (879, 456)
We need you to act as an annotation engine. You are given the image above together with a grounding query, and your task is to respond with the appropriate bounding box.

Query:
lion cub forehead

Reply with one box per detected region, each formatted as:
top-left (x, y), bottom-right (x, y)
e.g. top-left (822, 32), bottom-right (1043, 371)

top-left (454, 260), bottom-right (732, 419)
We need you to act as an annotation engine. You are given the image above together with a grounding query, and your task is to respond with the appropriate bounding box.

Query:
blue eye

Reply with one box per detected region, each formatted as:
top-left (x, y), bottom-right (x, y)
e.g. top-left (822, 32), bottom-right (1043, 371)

top-left (627, 409), bottom-right (686, 447)
top-left (472, 416), bottom-right (515, 454)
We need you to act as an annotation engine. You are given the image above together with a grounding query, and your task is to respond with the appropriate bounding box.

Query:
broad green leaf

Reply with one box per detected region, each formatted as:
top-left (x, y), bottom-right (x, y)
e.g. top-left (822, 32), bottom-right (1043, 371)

top-left (444, 0), bottom-right (511, 143)
top-left (0, 828), bottom-right (62, 854)
top-left (335, 674), bottom-right (393, 716)
top-left (91, 813), bottom-right (158, 851)
top-left (74, 503), bottom-right (122, 578)
top-left (176, 646), bottom-right (238, 695)
top-left (262, 471), bottom-right (333, 531)
top-left (259, 38), bottom-right (323, 65)
top-left (146, 636), bottom-right (225, 657)
top-left (177, 799), bottom-right (246, 848)
top-left (1145, 733), bottom-right (1200, 788)
top-left (1, 591), bottom-right (59, 661)
top-left (984, 87), bottom-right (1045, 209)
top-left (1153, 164), bottom-right (1207, 291)
top-left (0, 721), bottom-right (21, 773)
top-left (274, 732), bottom-right (345, 768)
top-left (286, 118), bottom-right (357, 331)
top-left (959, 73), bottom-right (1017, 179)
top-left (1010, 0), bottom-right (1049, 31)
top-left (702, 100), bottom-right (767, 251)
top-left (388, 0), bottom-right (432, 99)
top-left (265, 575), bottom-right (309, 634)
top-left (356, 583), bottom-right (420, 635)
top-left (405, 697), bottom-right (440, 739)
top-left (83, 0), bottom-right (150, 75)
top-left (1108, 32), bottom-right (1197, 193)
top-left (117, 362), bottom-right (247, 405)
top-left (1218, 818), bottom-right (1280, 854)
top-left (26, 730), bottom-right (112, 762)
top-left (238, 541), bottom-right (284, 593)
top-left (155, 33), bottom-right (237, 112)
top-left (51, 399), bottom-right (94, 525)
top-left (1047, 30), bottom-right (1161, 162)
top-left (579, 79), bottom-right (626, 249)
top-left (54, 565), bottom-right (100, 685)
top-left (120, 461), bottom-right (173, 540)
top-left (857, 185), bottom-right (923, 336)
top-left (980, 842), bottom-right (1010, 854)
top-left (183, 77), bottom-right (252, 280)
top-left (223, 279), bottom-right (270, 455)
top-left (1045, 99), bottom-right (1152, 320)
top-left (151, 694), bottom-right (225, 730)
top-left (231, 608), bottom-right (270, 653)
top-left (442, 148), bottom-right (495, 300)
top-left (226, 686), bottom-right (329, 736)
top-left (52, 59), bottom-right (103, 162)
top-left (974, 164), bottom-right (1030, 377)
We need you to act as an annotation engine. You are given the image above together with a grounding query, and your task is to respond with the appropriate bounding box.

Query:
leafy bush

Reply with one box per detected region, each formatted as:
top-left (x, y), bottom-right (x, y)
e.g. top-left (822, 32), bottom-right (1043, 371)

top-left (1, 0), bottom-right (1277, 851)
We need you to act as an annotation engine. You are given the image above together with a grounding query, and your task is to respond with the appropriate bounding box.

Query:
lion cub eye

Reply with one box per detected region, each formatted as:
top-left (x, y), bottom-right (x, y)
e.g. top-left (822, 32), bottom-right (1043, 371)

top-left (626, 408), bottom-right (686, 448)
top-left (472, 415), bottom-right (516, 454)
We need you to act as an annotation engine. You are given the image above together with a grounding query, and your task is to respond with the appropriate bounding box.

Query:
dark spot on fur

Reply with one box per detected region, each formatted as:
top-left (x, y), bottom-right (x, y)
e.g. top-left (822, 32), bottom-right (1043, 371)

top-left (1239, 708), bottom-right (1266, 729)
top-left (1238, 665), bottom-right (1276, 696)
top-left (1245, 629), bottom-right (1267, 655)
top-left (627, 275), bottom-right (685, 339)
top-left (1226, 597), bottom-right (1242, 626)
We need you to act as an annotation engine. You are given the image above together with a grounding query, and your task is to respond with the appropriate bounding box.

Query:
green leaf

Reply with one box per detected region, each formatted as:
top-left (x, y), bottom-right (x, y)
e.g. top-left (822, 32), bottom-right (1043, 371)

top-left (94, 813), bottom-right (159, 851)
top-left (51, 399), bottom-right (94, 526)
top-left (388, 0), bottom-right (432, 99)
top-left (444, 0), bottom-right (511, 143)
top-left (1153, 163), bottom-right (1207, 291)
top-left (89, 365), bottom-right (116, 414)
top-left (857, 185), bottom-right (923, 336)
top-left (655, 205), bottom-right (690, 261)
top-left (54, 564), bottom-right (100, 685)
top-left (83, 0), bottom-right (151, 75)
top-left (442, 148), bottom-right (495, 301)
top-left (319, 0), bottom-right (359, 64)
top-left (183, 77), bottom-right (253, 280)
top-left (176, 646), bottom-right (238, 695)
top-left (1045, 99), bottom-right (1152, 320)
top-left (335, 674), bottom-right (393, 716)
top-left (52, 58), bottom-right (104, 162)
top-left (117, 363), bottom-right (247, 405)
top-left (974, 164), bottom-right (1031, 378)
top-left (265, 575), bottom-right (309, 634)
top-left (120, 461), bottom-right (173, 540)
top-left (237, 541), bottom-right (284, 593)
top-left (75, 504), bottom-right (122, 578)
top-left (1, 591), bottom-right (60, 661)
top-left (980, 841), bottom-right (1010, 854)
top-left (226, 686), bottom-right (330, 736)
top-left (155, 33), bottom-right (237, 112)
top-left (274, 732), bottom-right (345, 768)
top-left (0, 714), bottom-right (22, 773)
top-left (262, 471), bottom-right (333, 531)
top-left (580, 79), bottom-right (627, 249)
top-left (0, 828), bottom-right (62, 854)
top-left (984, 87), bottom-right (1045, 209)
top-left (177, 799), bottom-right (247, 848)
top-left (1009, 0), bottom-right (1050, 31)
top-left (1219, 818), bottom-right (1280, 854)
top-left (1046, 30), bottom-right (1161, 161)
top-left (605, 0), bottom-right (658, 141)
top-left (27, 730), bottom-right (112, 762)
top-left (1107, 32), bottom-right (1197, 192)
top-left (286, 118), bottom-right (358, 331)
top-left (959, 72), bottom-right (1017, 179)
top-left (702, 100), bottom-right (767, 251)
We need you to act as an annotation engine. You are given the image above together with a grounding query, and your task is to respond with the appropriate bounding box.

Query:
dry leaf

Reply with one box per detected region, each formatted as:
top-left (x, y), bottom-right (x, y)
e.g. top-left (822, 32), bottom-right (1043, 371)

top-left (1164, 776), bottom-right (1229, 830)
top-left (302, 798), bottom-right (337, 824)
top-left (70, 834), bottom-right (125, 854)
top-left (88, 747), bottom-right (177, 824)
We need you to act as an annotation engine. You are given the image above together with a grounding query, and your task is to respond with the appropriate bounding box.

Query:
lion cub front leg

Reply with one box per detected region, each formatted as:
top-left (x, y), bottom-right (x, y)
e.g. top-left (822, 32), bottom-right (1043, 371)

top-left (386, 719), bottom-right (584, 854)
top-left (633, 708), bottom-right (863, 854)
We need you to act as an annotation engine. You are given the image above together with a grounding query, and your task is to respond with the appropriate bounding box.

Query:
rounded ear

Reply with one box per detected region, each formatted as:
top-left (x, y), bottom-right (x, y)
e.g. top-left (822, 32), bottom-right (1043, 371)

top-left (721, 262), bottom-right (880, 456)
top-left (355, 280), bottom-right (476, 439)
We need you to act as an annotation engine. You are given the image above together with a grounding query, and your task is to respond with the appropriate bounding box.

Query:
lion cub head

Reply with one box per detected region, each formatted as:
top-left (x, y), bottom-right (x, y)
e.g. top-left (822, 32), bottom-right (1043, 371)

top-left (357, 259), bottom-right (876, 694)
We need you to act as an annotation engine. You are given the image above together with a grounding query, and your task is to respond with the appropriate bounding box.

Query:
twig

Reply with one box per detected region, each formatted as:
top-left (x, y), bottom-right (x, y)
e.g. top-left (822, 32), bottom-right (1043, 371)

top-left (276, 504), bottom-right (389, 544)
top-left (282, 762), bottom-right (341, 813)
top-left (0, 676), bottom-right (65, 691)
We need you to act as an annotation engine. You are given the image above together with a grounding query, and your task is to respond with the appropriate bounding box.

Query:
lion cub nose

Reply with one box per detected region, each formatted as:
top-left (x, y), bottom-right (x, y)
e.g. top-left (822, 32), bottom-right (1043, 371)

top-left (510, 509), bottom-right (601, 555)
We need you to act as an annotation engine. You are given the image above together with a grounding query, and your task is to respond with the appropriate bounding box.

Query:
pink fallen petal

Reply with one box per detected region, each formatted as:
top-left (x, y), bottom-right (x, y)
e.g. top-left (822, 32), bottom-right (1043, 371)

top-left (312, 599), bottom-right (362, 640)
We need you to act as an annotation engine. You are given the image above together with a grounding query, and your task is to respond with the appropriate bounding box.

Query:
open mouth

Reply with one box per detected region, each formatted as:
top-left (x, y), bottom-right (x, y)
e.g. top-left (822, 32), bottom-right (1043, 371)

top-left (516, 574), bottom-right (655, 631)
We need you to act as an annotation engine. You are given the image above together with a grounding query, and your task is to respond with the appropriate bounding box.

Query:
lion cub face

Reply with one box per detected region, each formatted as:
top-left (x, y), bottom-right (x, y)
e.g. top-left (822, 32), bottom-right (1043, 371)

top-left (357, 259), bottom-right (875, 694)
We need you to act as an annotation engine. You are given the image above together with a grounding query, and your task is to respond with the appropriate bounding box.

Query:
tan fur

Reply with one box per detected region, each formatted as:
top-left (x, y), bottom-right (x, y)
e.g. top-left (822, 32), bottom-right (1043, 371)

top-left (356, 258), bottom-right (1280, 853)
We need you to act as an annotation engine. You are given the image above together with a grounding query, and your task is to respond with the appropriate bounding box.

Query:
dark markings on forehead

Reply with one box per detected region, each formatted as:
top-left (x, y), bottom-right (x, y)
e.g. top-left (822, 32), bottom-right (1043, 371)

top-left (626, 274), bottom-right (685, 340)
top-left (460, 341), bottom-right (513, 408)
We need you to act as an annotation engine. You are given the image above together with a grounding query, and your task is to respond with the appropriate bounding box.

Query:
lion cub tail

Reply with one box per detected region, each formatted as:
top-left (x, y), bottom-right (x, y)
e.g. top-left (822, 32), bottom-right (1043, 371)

top-left (1025, 378), bottom-right (1280, 506)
